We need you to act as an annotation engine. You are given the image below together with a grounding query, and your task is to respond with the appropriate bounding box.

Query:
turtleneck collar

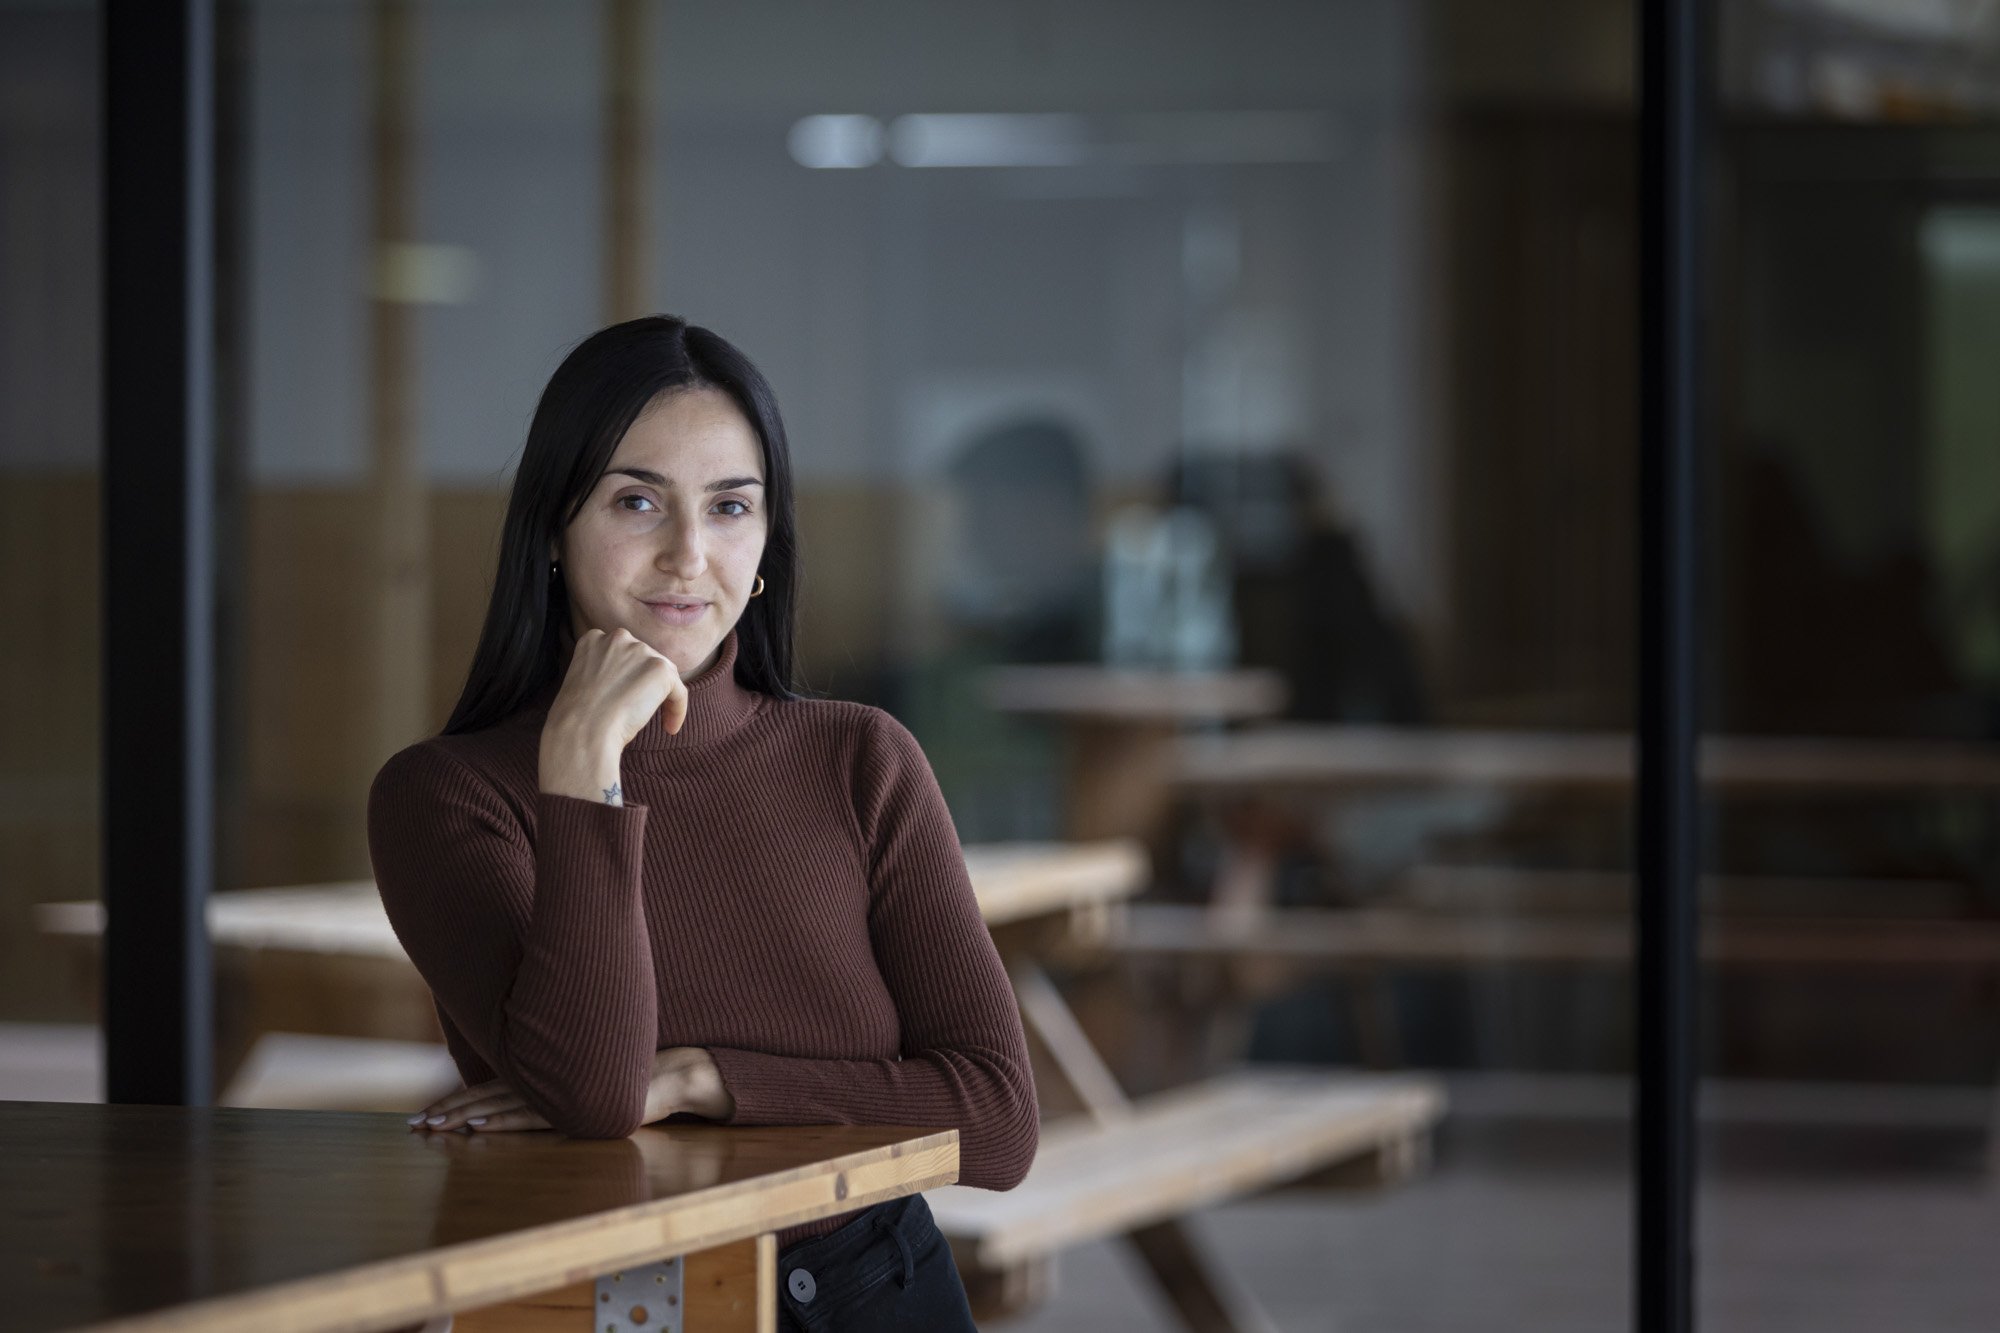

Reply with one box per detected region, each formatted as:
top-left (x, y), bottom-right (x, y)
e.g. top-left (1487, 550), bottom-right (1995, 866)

top-left (522, 626), bottom-right (765, 752)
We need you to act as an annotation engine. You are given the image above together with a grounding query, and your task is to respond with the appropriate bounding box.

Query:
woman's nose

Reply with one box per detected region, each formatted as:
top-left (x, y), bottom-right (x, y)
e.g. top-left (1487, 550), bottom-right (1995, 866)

top-left (656, 511), bottom-right (707, 576)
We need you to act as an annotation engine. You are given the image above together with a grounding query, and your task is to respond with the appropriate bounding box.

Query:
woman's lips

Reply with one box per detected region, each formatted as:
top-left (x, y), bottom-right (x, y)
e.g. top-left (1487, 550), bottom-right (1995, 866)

top-left (642, 599), bottom-right (708, 627)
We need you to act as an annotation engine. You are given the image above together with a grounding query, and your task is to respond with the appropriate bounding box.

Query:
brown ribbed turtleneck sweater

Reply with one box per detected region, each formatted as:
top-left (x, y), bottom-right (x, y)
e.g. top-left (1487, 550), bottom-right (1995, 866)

top-left (365, 627), bottom-right (1037, 1246)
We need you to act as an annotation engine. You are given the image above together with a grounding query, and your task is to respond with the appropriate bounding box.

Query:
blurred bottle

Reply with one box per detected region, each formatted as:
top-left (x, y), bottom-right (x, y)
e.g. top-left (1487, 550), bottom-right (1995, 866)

top-left (1101, 503), bottom-right (1237, 671)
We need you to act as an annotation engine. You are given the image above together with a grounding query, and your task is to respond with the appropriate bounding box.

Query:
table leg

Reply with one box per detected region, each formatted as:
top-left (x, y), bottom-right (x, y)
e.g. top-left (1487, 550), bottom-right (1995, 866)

top-left (1209, 796), bottom-right (1313, 918)
top-left (1065, 721), bottom-right (1178, 841)
top-left (683, 1235), bottom-right (777, 1332)
top-left (1009, 960), bottom-right (1133, 1121)
top-left (453, 1234), bottom-right (776, 1332)
top-left (1125, 1219), bottom-right (1285, 1333)
top-left (1002, 958), bottom-right (1283, 1333)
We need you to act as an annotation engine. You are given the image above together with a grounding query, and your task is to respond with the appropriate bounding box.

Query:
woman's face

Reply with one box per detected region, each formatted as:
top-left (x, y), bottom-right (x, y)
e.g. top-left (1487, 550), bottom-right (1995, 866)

top-left (553, 387), bottom-right (769, 678)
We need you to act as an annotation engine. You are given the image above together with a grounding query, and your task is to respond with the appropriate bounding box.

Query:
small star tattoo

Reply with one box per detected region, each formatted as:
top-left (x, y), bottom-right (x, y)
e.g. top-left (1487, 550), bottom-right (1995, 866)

top-left (601, 782), bottom-right (622, 806)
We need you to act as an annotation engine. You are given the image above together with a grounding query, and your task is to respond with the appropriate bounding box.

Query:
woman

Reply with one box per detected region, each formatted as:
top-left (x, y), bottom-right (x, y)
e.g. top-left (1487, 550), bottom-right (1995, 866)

top-left (366, 314), bottom-right (1036, 1330)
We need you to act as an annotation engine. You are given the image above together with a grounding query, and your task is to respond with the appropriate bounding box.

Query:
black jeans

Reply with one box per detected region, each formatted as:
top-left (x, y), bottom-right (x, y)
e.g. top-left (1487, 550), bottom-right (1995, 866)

top-left (776, 1193), bottom-right (978, 1332)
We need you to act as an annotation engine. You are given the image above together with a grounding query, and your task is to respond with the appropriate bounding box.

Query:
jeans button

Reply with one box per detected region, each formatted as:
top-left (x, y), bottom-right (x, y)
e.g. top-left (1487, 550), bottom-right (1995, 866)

top-left (788, 1267), bottom-right (817, 1302)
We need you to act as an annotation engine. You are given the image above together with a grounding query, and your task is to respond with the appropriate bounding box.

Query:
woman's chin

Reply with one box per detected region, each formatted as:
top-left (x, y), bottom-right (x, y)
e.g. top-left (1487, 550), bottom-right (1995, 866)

top-left (631, 626), bottom-right (714, 676)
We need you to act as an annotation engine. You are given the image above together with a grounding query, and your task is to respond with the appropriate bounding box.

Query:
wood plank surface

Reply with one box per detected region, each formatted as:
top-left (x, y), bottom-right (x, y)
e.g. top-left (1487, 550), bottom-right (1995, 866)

top-left (1399, 864), bottom-right (1977, 917)
top-left (962, 840), bottom-right (1148, 926)
top-left (36, 839), bottom-right (1147, 955)
top-left (1104, 903), bottom-right (2000, 967)
top-left (983, 665), bottom-right (1287, 721)
top-left (3, 1101), bottom-right (955, 1333)
top-left (927, 1070), bottom-right (1442, 1266)
top-left (36, 886), bottom-right (407, 959)
top-left (1176, 726), bottom-right (2000, 794)
top-left (454, 1234), bottom-right (775, 1333)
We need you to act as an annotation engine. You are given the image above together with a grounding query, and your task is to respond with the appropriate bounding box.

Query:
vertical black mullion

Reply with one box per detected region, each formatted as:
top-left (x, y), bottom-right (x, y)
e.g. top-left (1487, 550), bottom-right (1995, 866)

top-left (214, 0), bottom-right (253, 924)
top-left (102, 0), bottom-right (216, 1105)
top-left (1637, 0), bottom-right (1706, 1329)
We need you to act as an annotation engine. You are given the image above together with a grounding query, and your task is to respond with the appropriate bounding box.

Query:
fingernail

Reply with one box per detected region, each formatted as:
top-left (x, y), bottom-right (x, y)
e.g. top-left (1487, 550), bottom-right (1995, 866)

top-left (466, 1117), bottom-right (486, 1127)
top-left (406, 1114), bottom-right (425, 1125)
top-left (426, 1115), bottom-right (447, 1126)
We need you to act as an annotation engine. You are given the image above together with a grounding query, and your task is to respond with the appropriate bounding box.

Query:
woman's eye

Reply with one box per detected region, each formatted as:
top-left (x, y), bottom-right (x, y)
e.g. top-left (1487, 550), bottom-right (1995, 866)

top-left (617, 494), bottom-right (749, 517)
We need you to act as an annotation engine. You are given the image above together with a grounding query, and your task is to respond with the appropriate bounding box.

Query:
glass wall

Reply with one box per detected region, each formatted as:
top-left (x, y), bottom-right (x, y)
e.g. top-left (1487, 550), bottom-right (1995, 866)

top-left (11, 0), bottom-right (1999, 1327)
top-left (1701, 2), bottom-right (2000, 1326)
top-left (0, 0), bottom-right (102, 1101)
top-left (213, 2), bottom-right (1645, 1325)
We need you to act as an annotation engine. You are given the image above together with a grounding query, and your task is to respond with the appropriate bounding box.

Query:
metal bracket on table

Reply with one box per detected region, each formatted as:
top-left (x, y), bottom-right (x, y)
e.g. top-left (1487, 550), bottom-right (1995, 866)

top-left (593, 1255), bottom-right (683, 1333)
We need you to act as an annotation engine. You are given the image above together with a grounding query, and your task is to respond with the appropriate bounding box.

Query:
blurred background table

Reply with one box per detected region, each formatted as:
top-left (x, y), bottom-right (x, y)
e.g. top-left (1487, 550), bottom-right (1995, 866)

top-left (1173, 725), bottom-right (2000, 913)
top-left (983, 664), bottom-right (1286, 840)
top-left (33, 841), bottom-right (1153, 1107)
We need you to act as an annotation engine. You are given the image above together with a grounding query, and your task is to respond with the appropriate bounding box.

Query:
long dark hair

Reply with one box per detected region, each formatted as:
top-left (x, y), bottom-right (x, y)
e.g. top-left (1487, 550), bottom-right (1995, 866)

top-left (442, 315), bottom-right (802, 736)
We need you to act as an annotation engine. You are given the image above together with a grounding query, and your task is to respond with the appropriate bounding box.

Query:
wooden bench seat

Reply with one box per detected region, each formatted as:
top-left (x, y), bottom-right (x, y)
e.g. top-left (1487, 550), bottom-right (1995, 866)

top-left (1090, 900), bottom-right (2000, 1066)
top-left (961, 851), bottom-right (1449, 1330)
top-left (1084, 901), bottom-right (2000, 1175)
top-left (1397, 863), bottom-right (1980, 919)
top-left (1172, 725), bottom-right (2000, 795)
top-left (928, 1067), bottom-right (1442, 1269)
top-left (1099, 901), bottom-right (2000, 969)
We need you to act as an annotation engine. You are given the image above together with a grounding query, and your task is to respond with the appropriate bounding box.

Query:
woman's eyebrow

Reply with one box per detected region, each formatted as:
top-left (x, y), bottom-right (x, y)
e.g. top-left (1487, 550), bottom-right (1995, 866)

top-left (605, 467), bottom-right (765, 491)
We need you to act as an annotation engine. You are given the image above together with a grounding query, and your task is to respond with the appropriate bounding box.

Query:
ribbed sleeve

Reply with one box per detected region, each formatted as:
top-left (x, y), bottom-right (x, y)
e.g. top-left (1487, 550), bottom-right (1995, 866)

top-left (704, 711), bottom-right (1040, 1191)
top-left (366, 743), bottom-right (658, 1138)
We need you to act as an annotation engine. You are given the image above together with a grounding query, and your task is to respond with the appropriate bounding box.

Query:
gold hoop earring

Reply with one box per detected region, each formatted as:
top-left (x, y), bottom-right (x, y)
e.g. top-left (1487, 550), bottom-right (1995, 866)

top-left (750, 575), bottom-right (766, 597)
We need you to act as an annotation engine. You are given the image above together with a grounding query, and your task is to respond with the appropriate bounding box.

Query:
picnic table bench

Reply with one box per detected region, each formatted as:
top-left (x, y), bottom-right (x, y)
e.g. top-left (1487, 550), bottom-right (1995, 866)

top-left (1091, 896), bottom-right (2000, 1167)
top-left (1170, 724), bottom-right (2000, 914)
top-left (931, 843), bottom-right (1445, 1331)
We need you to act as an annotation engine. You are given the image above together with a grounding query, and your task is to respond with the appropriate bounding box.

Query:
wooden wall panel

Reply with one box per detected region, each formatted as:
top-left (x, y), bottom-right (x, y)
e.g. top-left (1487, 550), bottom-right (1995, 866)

top-left (0, 471), bottom-right (99, 1021)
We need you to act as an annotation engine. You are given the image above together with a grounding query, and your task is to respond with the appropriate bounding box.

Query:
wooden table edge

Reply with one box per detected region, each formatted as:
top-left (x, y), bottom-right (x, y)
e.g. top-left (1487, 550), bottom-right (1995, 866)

top-left (57, 1127), bottom-right (960, 1333)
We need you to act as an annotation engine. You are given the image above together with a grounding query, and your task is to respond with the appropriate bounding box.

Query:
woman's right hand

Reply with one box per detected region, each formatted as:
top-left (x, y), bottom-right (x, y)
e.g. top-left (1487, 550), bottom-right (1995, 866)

top-left (538, 628), bottom-right (688, 803)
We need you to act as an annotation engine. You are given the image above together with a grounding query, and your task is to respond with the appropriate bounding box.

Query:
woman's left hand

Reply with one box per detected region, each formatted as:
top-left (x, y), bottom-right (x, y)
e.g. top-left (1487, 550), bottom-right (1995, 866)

top-left (409, 1047), bottom-right (732, 1134)
top-left (407, 1080), bottom-right (552, 1134)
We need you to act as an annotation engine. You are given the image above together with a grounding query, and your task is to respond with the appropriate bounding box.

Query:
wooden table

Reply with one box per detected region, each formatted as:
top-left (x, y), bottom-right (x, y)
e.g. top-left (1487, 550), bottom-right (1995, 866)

top-left (1105, 902), bottom-right (2000, 969)
top-left (4, 1099), bottom-right (956, 1333)
top-left (34, 842), bottom-right (1155, 1103)
top-left (1176, 724), bottom-right (2000, 796)
top-left (1157, 724), bottom-right (2000, 1145)
top-left (1173, 724), bottom-right (2000, 913)
top-left (983, 664), bottom-right (1286, 840)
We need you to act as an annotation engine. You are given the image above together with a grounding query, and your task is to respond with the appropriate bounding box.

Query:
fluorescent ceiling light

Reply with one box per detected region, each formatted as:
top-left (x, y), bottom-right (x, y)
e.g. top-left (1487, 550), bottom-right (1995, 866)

top-left (891, 113), bottom-right (1096, 168)
top-left (788, 114), bottom-right (885, 169)
top-left (788, 110), bottom-right (1343, 170)
top-left (892, 111), bottom-right (1342, 168)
